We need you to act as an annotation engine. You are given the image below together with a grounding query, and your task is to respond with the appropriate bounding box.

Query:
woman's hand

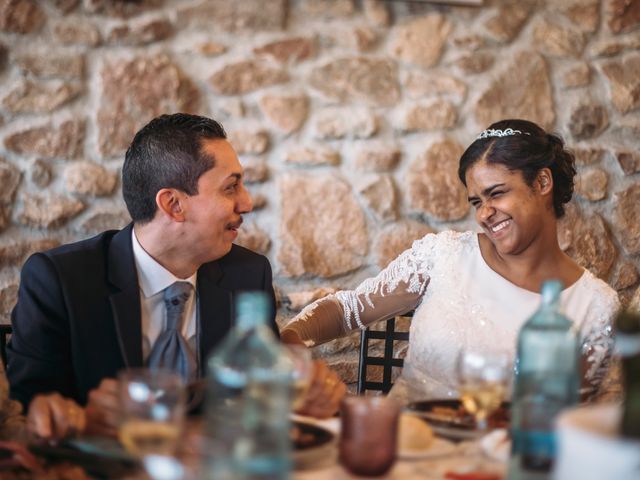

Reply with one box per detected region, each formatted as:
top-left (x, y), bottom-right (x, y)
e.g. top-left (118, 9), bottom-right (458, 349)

top-left (27, 393), bottom-right (86, 441)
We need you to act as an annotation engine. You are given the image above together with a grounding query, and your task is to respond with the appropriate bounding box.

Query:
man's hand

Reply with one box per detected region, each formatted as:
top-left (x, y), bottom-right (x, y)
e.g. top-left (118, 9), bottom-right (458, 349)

top-left (27, 393), bottom-right (86, 441)
top-left (295, 360), bottom-right (346, 419)
top-left (85, 378), bottom-right (119, 437)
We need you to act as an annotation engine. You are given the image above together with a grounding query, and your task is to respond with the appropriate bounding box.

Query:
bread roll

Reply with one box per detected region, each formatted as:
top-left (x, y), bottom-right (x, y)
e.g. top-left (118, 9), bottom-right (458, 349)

top-left (398, 413), bottom-right (434, 451)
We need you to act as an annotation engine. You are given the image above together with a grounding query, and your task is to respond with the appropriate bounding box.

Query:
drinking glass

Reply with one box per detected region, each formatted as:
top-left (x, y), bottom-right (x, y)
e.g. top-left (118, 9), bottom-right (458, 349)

top-left (284, 344), bottom-right (314, 410)
top-left (456, 349), bottom-right (511, 430)
top-left (339, 395), bottom-right (401, 477)
top-left (117, 368), bottom-right (186, 458)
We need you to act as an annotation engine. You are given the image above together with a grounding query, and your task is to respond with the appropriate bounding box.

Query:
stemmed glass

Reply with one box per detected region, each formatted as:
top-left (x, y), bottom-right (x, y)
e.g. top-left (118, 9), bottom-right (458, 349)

top-left (283, 344), bottom-right (314, 410)
top-left (456, 348), bottom-right (511, 430)
top-left (117, 369), bottom-right (187, 479)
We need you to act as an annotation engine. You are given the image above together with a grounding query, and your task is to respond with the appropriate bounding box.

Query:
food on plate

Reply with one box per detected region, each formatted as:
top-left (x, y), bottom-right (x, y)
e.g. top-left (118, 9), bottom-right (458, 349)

top-left (397, 413), bottom-right (434, 451)
top-left (290, 424), bottom-right (317, 449)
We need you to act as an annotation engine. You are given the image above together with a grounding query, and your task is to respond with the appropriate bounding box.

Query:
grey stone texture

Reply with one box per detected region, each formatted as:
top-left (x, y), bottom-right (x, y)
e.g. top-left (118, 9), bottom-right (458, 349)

top-left (0, 0), bottom-right (639, 387)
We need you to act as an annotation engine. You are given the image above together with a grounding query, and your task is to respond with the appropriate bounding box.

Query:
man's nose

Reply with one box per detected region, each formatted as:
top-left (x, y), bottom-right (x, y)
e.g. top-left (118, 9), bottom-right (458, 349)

top-left (237, 185), bottom-right (253, 213)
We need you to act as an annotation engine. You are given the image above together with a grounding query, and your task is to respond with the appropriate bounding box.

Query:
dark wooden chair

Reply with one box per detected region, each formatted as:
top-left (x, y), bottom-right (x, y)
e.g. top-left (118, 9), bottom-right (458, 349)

top-left (357, 312), bottom-right (412, 394)
top-left (0, 324), bottom-right (12, 369)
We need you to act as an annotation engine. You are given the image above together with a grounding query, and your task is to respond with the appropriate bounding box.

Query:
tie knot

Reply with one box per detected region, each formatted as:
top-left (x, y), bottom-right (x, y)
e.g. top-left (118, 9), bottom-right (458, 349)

top-left (164, 282), bottom-right (193, 330)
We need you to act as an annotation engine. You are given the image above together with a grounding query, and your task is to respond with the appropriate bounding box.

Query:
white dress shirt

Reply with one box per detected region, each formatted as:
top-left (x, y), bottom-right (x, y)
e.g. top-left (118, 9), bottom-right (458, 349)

top-left (131, 228), bottom-right (197, 360)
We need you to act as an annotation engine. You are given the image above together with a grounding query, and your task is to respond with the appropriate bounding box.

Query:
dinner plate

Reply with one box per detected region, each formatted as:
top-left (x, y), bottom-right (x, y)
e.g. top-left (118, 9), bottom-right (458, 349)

top-left (292, 420), bottom-right (337, 470)
top-left (399, 436), bottom-right (457, 460)
top-left (405, 399), bottom-right (510, 441)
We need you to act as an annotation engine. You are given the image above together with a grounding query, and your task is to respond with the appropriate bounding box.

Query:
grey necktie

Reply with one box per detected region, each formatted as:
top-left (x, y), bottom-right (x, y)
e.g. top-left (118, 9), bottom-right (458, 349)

top-left (147, 281), bottom-right (197, 381)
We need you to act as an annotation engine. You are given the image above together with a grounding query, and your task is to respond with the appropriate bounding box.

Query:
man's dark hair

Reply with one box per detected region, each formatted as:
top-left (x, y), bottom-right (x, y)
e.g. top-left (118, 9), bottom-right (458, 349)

top-left (458, 119), bottom-right (576, 218)
top-left (122, 113), bottom-right (227, 223)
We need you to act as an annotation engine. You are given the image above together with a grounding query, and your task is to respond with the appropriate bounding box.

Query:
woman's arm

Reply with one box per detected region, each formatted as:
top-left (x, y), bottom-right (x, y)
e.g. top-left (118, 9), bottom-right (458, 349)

top-left (282, 234), bottom-right (437, 346)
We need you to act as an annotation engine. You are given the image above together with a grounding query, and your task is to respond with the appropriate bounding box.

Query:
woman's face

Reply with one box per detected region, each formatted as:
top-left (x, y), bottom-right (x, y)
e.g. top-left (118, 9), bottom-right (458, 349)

top-left (465, 159), bottom-right (552, 256)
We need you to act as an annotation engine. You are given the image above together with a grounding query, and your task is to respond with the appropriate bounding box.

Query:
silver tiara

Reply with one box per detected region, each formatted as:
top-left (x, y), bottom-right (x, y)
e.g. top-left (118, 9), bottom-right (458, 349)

top-left (476, 128), bottom-right (531, 140)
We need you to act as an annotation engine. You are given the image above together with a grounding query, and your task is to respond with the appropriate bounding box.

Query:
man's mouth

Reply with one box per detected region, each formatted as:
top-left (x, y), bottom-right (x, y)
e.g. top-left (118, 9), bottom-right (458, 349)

top-left (227, 218), bottom-right (243, 232)
top-left (488, 219), bottom-right (511, 234)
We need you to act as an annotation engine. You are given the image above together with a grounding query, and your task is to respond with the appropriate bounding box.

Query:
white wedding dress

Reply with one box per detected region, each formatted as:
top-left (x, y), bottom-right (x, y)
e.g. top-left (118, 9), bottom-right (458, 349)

top-left (284, 231), bottom-right (620, 402)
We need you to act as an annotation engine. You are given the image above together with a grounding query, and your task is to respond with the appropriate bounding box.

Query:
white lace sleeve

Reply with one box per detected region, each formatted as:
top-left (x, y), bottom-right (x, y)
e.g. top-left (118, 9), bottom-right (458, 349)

top-left (282, 233), bottom-right (439, 347)
top-left (578, 280), bottom-right (621, 401)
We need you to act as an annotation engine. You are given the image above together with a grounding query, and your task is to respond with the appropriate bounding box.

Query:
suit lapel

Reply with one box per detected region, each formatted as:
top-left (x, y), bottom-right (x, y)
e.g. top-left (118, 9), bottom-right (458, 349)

top-left (107, 224), bottom-right (143, 368)
top-left (197, 261), bottom-right (232, 364)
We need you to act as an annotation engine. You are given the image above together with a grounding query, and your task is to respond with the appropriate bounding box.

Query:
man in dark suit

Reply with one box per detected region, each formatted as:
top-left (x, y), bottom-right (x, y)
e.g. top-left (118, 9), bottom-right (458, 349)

top-left (8, 113), bottom-right (345, 436)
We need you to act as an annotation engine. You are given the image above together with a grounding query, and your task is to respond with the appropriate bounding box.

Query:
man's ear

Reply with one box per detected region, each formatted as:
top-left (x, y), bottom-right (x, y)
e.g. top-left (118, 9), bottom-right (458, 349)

top-left (156, 188), bottom-right (186, 222)
top-left (537, 168), bottom-right (553, 195)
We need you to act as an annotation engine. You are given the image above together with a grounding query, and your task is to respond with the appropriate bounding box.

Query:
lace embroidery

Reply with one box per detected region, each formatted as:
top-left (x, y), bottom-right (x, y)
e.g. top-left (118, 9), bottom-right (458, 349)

top-left (334, 234), bottom-right (437, 331)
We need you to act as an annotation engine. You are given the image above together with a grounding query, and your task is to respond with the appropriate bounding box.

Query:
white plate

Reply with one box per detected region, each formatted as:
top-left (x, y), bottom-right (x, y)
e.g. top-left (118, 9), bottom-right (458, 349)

top-left (399, 436), bottom-right (457, 460)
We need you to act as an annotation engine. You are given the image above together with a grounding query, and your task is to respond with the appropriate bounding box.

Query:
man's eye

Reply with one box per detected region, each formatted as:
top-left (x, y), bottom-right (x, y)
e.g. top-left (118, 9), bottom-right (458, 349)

top-left (226, 184), bottom-right (238, 192)
top-left (491, 191), bottom-right (503, 197)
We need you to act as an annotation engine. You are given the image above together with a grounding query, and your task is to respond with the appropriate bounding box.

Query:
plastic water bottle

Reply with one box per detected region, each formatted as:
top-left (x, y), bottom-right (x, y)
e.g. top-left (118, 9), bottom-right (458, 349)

top-left (508, 280), bottom-right (580, 480)
top-left (205, 291), bottom-right (293, 480)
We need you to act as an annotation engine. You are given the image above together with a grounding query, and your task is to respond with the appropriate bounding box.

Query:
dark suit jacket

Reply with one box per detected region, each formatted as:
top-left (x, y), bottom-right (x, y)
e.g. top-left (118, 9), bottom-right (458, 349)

top-left (7, 224), bottom-right (277, 408)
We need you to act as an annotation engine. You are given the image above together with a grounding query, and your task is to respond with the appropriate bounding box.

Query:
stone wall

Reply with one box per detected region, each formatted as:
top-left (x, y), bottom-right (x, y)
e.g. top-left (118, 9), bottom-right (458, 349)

top-left (0, 0), bottom-right (639, 386)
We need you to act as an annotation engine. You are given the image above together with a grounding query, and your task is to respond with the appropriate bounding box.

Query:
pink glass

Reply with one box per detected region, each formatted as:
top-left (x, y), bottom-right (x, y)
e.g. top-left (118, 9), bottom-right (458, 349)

top-left (339, 395), bottom-right (401, 477)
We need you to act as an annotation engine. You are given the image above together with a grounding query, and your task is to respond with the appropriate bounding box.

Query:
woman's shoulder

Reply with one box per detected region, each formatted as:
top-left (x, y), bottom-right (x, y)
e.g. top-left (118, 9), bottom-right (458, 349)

top-left (575, 269), bottom-right (621, 319)
top-left (411, 229), bottom-right (476, 252)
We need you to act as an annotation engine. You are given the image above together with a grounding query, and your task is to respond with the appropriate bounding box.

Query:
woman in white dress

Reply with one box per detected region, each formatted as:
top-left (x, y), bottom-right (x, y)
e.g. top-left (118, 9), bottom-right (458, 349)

top-left (281, 119), bottom-right (620, 403)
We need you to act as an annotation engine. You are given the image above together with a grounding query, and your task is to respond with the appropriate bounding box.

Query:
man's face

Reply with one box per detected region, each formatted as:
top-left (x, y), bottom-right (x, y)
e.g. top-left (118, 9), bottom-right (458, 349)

top-left (182, 138), bottom-right (252, 263)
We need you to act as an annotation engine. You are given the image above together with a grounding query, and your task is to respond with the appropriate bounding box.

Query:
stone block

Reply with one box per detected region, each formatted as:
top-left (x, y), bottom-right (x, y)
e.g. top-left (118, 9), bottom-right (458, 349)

top-left (407, 139), bottom-right (468, 222)
top-left (390, 14), bottom-right (451, 68)
top-left (64, 161), bottom-right (118, 196)
top-left (97, 54), bottom-right (199, 157)
top-left (2, 80), bottom-right (81, 113)
top-left (599, 54), bottom-right (640, 114)
top-left (309, 57), bottom-right (399, 106)
top-left (313, 108), bottom-right (378, 139)
top-left (0, 0), bottom-right (44, 34)
top-left (374, 221), bottom-right (434, 269)
top-left (474, 51), bottom-right (555, 130)
top-left (52, 19), bottom-right (101, 45)
top-left (253, 37), bottom-right (315, 64)
top-left (5, 119), bottom-right (85, 159)
top-left (209, 60), bottom-right (288, 95)
top-left (18, 193), bottom-right (84, 228)
top-left (575, 168), bottom-right (608, 201)
top-left (278, 173), bottom-right (368, 278)
top-left (284, 146), bottom-right (340, 167)
top-left (558, 205), bottom-right (617, 279)
top-left (569, 103), bottom-right (609, 140)
top-left (14, 53), bottom-right (84, 78)
top-left (259, 94), bottom-right (308, 134)
top-left (606, 0), bottom-right (640, 33)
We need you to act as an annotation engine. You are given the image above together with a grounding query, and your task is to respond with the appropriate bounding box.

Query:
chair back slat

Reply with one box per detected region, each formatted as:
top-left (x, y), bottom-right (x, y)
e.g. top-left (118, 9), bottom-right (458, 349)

top-left (356, 312), bottom-right (412, 394)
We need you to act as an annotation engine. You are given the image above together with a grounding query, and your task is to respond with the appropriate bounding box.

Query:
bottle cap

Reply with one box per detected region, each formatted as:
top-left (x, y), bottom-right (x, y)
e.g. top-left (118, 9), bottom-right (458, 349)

top-left (235, 291), bottom-right (270, 328)
top-left (540, 279), bottom-right (563, 304)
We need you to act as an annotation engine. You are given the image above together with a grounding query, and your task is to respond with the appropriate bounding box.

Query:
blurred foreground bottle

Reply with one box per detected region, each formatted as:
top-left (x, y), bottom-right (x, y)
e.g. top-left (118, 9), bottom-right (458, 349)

top-left (615, 309), bottom-right (640, 439)
top-left (205, 291), bottom-right (293, 480)
top-left (508, 280), bottom-right (580, 480)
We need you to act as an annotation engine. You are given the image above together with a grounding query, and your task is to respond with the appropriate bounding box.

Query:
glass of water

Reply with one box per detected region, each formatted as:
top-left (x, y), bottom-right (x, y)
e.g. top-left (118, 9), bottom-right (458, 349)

top-left (117, 368), bottom-right (186, 458)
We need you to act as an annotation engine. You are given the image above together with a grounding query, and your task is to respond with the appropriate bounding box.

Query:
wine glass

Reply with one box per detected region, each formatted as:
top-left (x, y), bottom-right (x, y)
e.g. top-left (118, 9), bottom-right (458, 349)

top-left (456, 348), bottom-right (511, 430)
top-left (117, 369), bottom-right (186, 458)
top-left (283, 344), bottom-right (314, 410)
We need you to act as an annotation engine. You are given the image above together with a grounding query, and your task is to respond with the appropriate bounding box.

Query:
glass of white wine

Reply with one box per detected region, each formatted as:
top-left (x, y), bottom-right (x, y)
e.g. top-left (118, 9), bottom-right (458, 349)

top-left (117, 368), bottom-right (186, 459)
top-left (456, 348), bottom-right (511, 431)
top-left (283, 344), bottom-right (314, 411)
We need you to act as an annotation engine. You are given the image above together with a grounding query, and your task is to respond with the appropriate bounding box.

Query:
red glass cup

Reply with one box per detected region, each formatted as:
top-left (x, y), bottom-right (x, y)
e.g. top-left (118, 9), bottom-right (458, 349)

top-left (339, 395), bottom-right (401, 477)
